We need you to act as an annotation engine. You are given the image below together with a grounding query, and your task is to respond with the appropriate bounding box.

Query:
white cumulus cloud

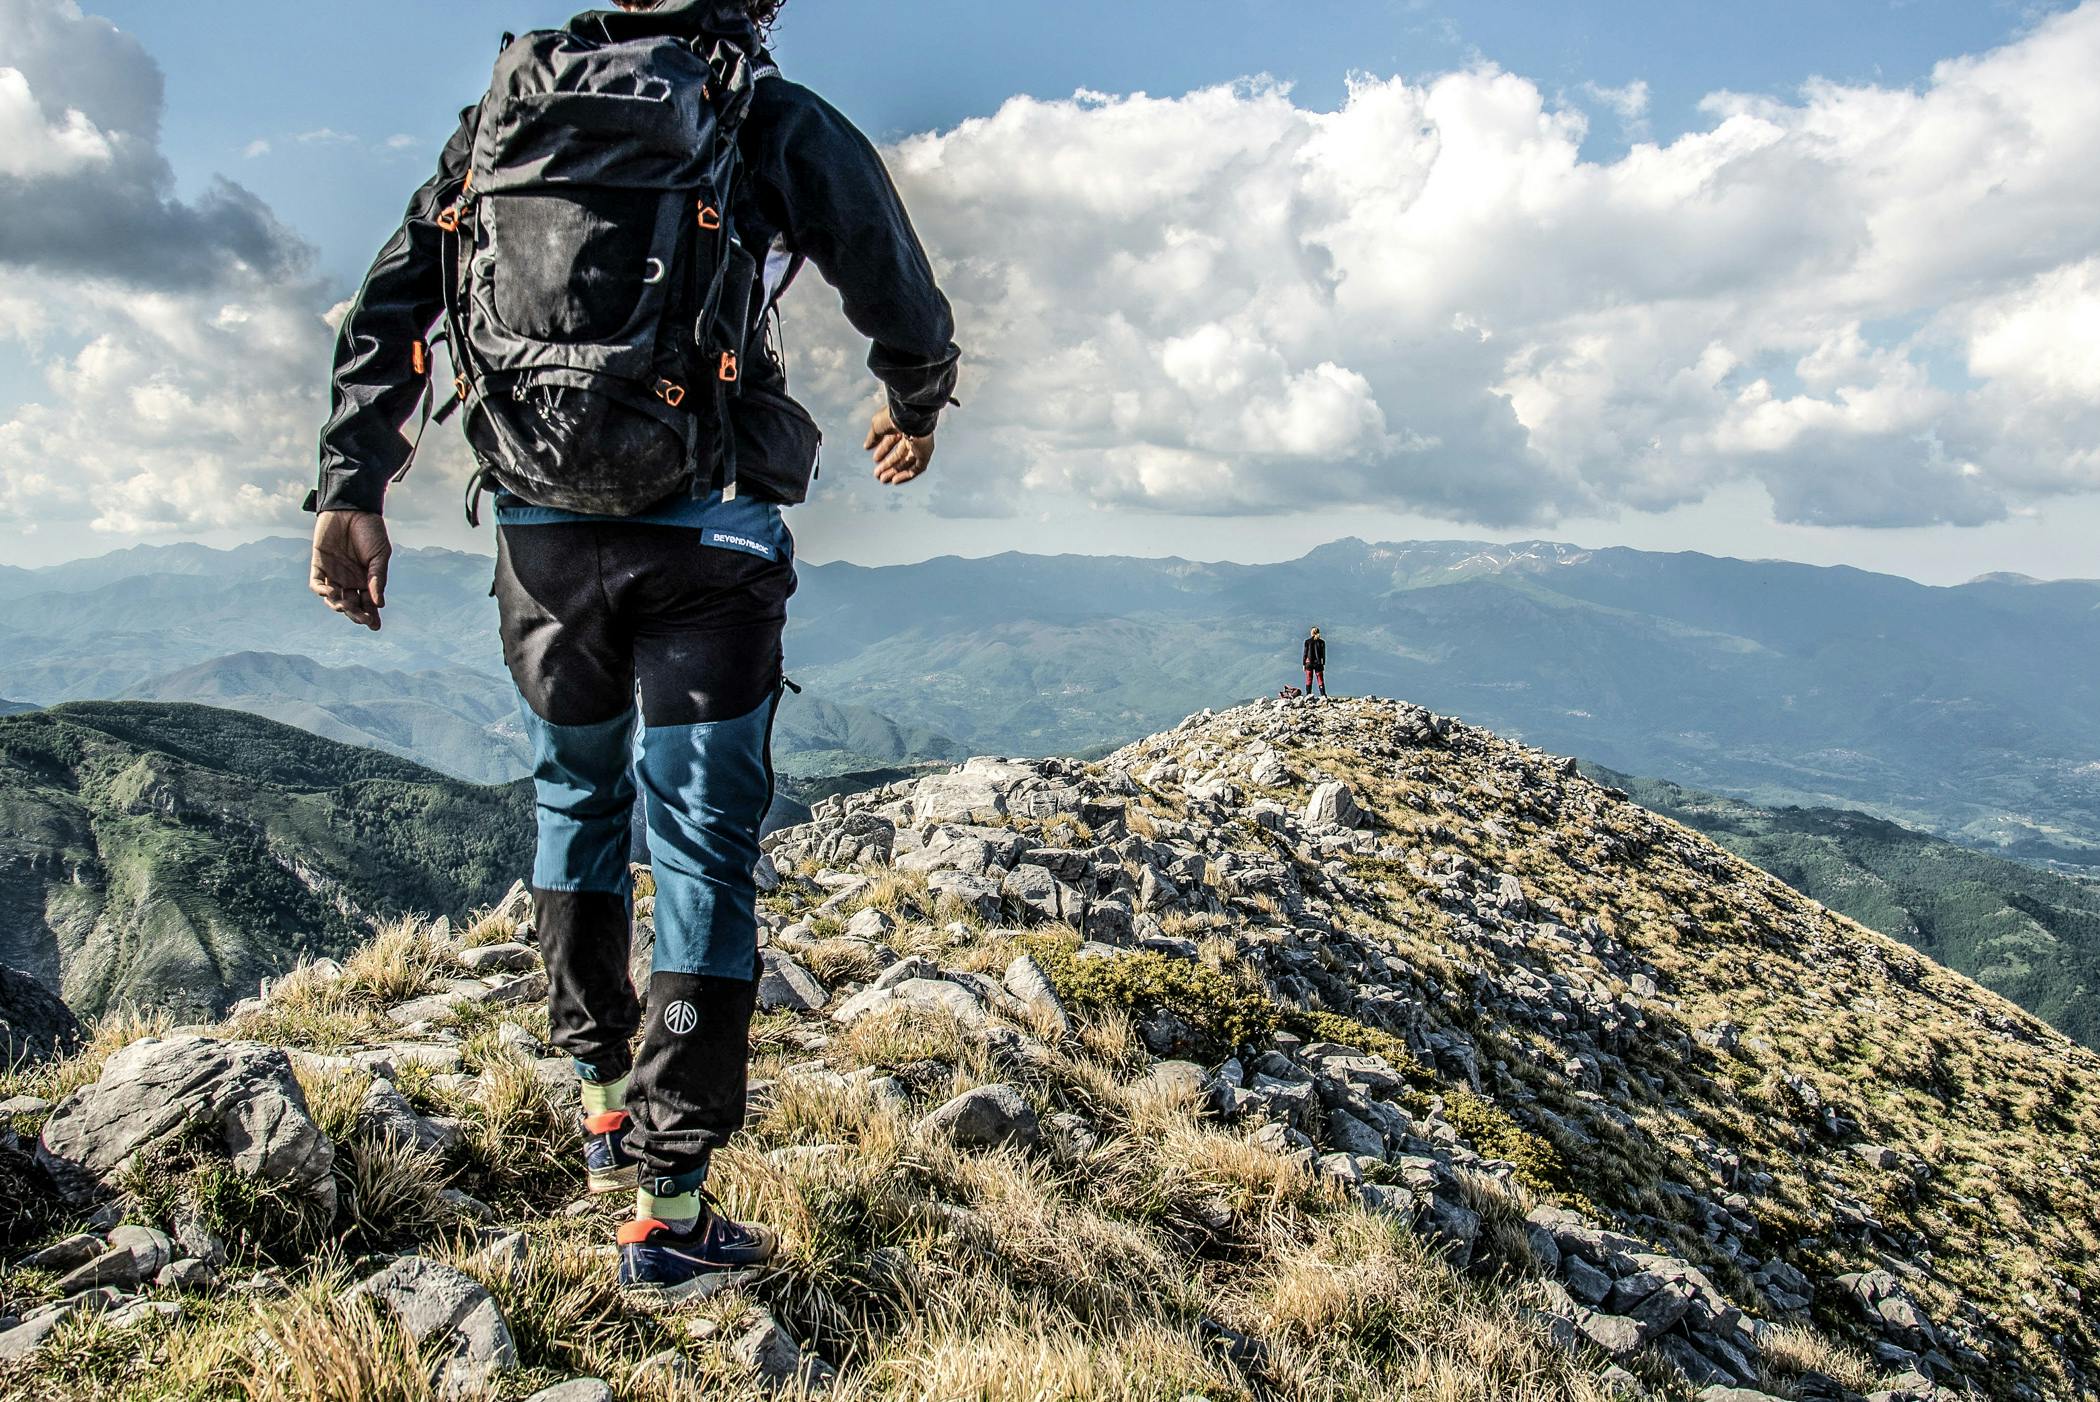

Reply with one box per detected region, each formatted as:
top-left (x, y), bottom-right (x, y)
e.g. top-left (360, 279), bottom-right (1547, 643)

top-left (0, 65), bottom-right (114, 177)
top-left (778, 4), bottom-right (2100, 530)
top-left (7, 0), bottom-right (2100, 545)
top-left (0, 0), bottom-right (324, 538)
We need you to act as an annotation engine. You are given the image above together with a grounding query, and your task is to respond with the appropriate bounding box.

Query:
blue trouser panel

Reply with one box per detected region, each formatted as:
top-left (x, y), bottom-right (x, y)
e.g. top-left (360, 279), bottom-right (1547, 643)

top-left (493, 515), bottom-right (795, 1183)
top-left (522, 706), bottom-right (638, 896)
top-left (517, 695), bottom-right (776, 980)
top-left (637, 696), bottom-right (777, 982)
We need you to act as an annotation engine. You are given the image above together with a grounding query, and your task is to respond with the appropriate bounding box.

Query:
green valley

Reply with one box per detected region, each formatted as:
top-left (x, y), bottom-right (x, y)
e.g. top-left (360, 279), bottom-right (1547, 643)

top-left (0, 702), bottom-right (534, 1021)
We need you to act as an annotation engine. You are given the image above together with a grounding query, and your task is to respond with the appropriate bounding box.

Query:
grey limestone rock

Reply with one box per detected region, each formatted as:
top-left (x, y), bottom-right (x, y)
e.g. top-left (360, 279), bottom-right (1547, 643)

top-left (895, 823), bottom-right (1030, 876)
top-left (911, 759), bottom-right (1054, 825)
top-left (525, 1382), bottom-right (615, 1402)
top-left (18, 1231), bottom-right (102, 1273)
top-left (55, 1242), bottom-right (150, 1296)
top-left (1852, 1142), bottom-right (1900, 1170)
top-left (873, 955), bottom-right (943, 990)
top-left (157, 1258), bottom-right (216, 1291)
top-left (458, 942), bottom-right (539, 975)
top-left (926, 869), bottom-right (1002, 920)
top-left (1419, 1194), bottom-right (1481, 1269)
top-left (1323, 1106), bottom-right (1389, 1160)
top-left (729, 1309), bottom-right (837, 1392)
top-left (834, 976), bottom-right (987, 1028)
top-left (1304, 780), bottom-right (1362, 829)
top-left (1577, 1310), bottom-right (1644, 1356)
top-left (1002, 863), bottom-right (1088, 925)
top-left (916, 1083), bottom-right (1042, 1151)
top-left (1838, 1270), bottom-right (1938, 1352)
top-left (757, 950), bottom-right (829, 1012)
top-left (1002, 954), bottom-right (1073, 1036)
top-left (36, 1036), bottom-right (336, 1216)
top-left (844, 907), bottom-right (896, 942)
top-left (343, 1256), bottom-right (518, 1397)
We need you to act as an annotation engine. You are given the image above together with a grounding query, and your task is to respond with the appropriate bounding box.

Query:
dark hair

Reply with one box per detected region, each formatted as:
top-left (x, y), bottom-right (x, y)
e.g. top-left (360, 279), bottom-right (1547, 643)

top-left (613, 1), bottom-right (785, 32)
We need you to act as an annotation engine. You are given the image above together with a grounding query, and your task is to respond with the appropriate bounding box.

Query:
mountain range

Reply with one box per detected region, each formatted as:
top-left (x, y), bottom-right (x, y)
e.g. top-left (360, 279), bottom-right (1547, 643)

top-left (3, 536), bottom-right (2096, 866)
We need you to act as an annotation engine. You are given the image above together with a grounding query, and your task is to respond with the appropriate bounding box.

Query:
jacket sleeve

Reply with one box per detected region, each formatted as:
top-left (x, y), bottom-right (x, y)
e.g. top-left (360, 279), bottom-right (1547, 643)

top-left (311, 106), bottom-right (479, 515)
top-left (748, 83), bottom-right (961, 438)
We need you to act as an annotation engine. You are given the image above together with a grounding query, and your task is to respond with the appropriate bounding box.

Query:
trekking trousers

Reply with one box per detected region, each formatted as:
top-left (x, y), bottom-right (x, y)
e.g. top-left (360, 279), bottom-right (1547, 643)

top-left (494, 519), bottom-right (795, 1185)
top-left (1306, 669), bottom-right (1325, 695)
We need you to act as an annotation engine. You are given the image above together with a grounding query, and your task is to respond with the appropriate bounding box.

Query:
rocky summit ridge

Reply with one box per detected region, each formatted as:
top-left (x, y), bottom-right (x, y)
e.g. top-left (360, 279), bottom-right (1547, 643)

top-left (4, 696), bottom-right (2098, 1401)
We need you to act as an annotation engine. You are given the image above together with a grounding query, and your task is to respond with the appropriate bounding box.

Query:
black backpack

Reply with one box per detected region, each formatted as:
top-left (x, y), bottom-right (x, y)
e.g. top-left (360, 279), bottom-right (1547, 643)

top-left (429, 28), bottom-right (763, 520)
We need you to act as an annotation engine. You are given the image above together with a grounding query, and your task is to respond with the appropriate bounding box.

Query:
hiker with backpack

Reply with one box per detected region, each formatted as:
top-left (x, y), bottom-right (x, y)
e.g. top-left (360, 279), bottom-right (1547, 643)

top-left (1304, 626), bottom-right (1328, 697)
top-left (306, 0), bottom-right (960, 1296)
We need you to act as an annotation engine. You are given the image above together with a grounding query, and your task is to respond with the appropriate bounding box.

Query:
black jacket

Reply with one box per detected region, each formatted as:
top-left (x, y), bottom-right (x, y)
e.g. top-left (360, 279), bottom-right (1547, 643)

top-left (314, 1), bottom-right (962, 516)
top-left (1304, 636), bottom-right (1326, 671)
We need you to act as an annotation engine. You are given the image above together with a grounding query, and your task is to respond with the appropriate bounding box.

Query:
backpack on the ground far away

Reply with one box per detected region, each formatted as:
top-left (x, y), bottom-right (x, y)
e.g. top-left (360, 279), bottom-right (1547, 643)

top-left (427, 28), bottom-right (763, 520)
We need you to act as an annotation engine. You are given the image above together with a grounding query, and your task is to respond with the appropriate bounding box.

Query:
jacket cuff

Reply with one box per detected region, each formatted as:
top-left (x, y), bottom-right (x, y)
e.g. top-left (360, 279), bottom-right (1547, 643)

top-left (310, 466), bottom-right (387, 516)
top-left (886, 391), bottom-right (943, 440)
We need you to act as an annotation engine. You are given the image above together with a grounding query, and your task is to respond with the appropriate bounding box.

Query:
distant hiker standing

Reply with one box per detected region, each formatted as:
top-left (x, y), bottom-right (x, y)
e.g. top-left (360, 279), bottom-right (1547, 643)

top-left (306, 0), bottom-right (960, 1295)
top-left (1304, 626), bottom-right (1328, 697)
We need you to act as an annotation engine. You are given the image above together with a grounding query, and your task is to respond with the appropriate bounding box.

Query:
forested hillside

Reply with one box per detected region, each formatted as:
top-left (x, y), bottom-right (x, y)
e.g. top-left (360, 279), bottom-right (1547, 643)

top-left (0, 703), bottom-right (534, 1019)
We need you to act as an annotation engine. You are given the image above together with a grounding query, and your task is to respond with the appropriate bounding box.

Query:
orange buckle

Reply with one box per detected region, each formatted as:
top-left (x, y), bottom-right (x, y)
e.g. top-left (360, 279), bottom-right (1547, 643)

top-left (696, 202), bottom-right (722, 231)
top-left (718, 352), bottom-right (739, 383)
top-left (436, 206), bottom-right (462, 233)
top-left (454, 374), bottom-right (469, 402)
top-left (656, 378), bottom-right (688, 408)
top-left (411, 340), bottom-right (427, 377)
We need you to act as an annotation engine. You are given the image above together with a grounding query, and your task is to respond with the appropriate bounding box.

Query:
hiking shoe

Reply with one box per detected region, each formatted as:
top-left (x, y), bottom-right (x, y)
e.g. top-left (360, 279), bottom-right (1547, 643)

top-left (584, 1111), bottom-right (639, 1195)
top-left (618, 1206), bottom-right (780, 1298)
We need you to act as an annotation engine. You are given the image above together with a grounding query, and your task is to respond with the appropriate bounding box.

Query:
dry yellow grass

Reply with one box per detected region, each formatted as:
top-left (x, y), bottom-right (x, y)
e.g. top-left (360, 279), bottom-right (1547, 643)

top-left (1254, 711), bottom-right (2100, 1393)
top-left (339, 918), bottom-right (455, 1005)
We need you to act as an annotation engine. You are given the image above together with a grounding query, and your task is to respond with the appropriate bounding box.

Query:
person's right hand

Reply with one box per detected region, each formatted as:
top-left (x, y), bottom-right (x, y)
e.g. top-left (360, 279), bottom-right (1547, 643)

top-left (309, 509), bottom-right (393, 632)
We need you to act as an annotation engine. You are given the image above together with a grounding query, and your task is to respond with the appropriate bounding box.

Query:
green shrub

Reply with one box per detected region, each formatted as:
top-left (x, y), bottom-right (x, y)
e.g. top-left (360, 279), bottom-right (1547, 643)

top-left (1020, 935), bottom-right (1276, 1057)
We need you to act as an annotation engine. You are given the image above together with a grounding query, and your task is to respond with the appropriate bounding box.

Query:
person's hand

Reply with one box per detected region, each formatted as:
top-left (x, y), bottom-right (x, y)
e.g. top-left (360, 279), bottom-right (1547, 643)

top-left (309, 509), bottom-right (393, 632)
top-left (864, 405), bottom-right (935, 485)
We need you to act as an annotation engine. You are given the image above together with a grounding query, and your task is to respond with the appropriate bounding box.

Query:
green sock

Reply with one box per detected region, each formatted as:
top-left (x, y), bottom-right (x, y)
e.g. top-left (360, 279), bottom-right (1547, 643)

top-left (637, 1187), bottom-right (702, 1228)
top-left (581, 1073), bottom-right (630, 1118)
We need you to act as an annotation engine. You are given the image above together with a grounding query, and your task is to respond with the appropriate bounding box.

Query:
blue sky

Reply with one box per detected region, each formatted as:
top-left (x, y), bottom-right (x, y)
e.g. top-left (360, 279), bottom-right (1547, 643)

top-left (5, 0), bottom-right (2098, 581)
top-left (99, 0), bottom-right (2062, 288)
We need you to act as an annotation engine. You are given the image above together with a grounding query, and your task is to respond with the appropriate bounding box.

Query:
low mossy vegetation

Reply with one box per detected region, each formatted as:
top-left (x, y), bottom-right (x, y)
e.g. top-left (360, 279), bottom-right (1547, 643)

top-left (1013, 936), bottom-right (1575, 1199)
top-left (1019, 932), bottom-right (1276, 1055)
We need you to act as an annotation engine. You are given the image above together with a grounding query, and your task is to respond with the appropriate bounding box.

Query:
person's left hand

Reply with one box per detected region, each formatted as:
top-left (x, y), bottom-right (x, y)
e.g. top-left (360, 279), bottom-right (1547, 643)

top-left (864, 406), bottom-right (935, 485)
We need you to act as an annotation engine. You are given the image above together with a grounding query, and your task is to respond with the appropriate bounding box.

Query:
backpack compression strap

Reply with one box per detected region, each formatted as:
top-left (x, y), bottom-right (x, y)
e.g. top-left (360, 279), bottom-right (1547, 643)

top-left (694, 38), bottom-right (759, 502)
